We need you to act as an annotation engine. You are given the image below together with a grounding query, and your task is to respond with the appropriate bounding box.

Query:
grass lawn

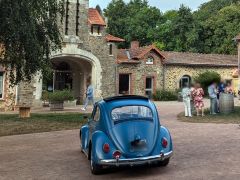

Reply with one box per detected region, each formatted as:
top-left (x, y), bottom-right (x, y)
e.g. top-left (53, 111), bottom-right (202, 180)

top-left (178, 107), bottom-right (240, 124)
top-left (0, 113), bottom-right (90, 137)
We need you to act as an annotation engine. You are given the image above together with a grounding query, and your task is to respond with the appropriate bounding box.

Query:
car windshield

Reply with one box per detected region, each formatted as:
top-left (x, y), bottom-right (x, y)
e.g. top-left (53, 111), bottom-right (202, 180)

top-left (111, 106), bottom-right (153, 122)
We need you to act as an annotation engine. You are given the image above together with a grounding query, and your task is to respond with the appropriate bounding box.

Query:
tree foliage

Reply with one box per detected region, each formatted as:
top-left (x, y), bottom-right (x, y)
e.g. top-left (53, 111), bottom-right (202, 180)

top-left (0, 0), bottom-right (64, 84)
top-left (104, 0), bottom-right (162, 47)
top-left (194, 71), bottom-right (221, 93)
top-left (104, 0), bottom-right (240, 54)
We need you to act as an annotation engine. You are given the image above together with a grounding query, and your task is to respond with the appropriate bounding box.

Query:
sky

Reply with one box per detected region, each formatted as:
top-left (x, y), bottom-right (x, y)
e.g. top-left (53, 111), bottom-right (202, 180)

top-left (89, 0), bottom-right (210, 12)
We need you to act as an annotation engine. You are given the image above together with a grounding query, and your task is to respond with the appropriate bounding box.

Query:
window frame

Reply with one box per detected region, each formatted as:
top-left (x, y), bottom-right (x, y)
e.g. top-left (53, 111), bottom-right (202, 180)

top-left (111, 105), bottom-right (153, 124)
top-left (92, 105), bottom-right (101, 122)
top-left (109, 44), bottom-right (113, 56)
top-left (145, 76), bottom-right (154, 97)
top-left (0, 72), bottom-right (4, 100)
top-left (146, 56), bottom-right (154, 65)
top-left (180, 75), bottom-right (191, 89)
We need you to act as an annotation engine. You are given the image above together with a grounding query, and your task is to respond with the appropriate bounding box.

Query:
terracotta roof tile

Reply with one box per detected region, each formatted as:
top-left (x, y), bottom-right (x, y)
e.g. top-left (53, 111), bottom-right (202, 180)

top-left (105, 34), bottom-right (125, 42)
top-left (117, 44), bottom-right (165, 64)
top-left (161, 51), bottom-right (238, 67)
top-left (88, 8), bottom-right (106, 26)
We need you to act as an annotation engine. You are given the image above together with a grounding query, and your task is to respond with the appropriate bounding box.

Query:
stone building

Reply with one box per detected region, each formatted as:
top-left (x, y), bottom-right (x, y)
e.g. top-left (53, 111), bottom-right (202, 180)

top-left (0, 0), bottom-right (239, 111)
top-left (116, 44), bottom-right (238, 96)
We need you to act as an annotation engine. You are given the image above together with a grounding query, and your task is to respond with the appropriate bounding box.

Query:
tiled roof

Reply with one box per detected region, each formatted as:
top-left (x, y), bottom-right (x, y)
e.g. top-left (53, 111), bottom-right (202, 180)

top-left (88, 8), bottom-right (106, 26)
top-left (105, 34), bottom-right (125, 42)
top-left (117, 45), bottom-right (165, 64)
top-left (161, 51), bottom-right (238, 67)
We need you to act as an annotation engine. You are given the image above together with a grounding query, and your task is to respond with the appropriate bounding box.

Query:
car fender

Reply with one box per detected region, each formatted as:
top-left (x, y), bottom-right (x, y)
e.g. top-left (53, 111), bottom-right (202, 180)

top-left (80, 125), bottom-right (89, 150)
top-left (152, 126), bottom-right (173, 155)
top-left (91, 131), bottom-right (116, 163)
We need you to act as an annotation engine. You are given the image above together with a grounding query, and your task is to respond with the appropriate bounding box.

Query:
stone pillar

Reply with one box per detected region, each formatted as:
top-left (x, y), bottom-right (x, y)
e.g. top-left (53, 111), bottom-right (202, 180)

top-left (17, 81), bottom-right (35, 108)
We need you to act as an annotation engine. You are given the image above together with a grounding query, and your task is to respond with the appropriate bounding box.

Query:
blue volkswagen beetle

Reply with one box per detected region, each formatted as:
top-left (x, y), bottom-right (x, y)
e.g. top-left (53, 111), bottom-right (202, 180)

top-left (80, 95), bottom-right (173, 174)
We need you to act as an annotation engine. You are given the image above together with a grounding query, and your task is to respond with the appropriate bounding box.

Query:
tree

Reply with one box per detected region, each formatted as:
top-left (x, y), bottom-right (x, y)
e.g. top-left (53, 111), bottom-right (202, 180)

top-left (172, 5), bottom-right (195, 52)
top-left (202, 4), bottom-right (240, 54)
top-left (104, 0), bottom-right (162, 48)
top-left (104, 0), bottom-right (129, 47)
top-left (0, 0), bottom-right (64, 84)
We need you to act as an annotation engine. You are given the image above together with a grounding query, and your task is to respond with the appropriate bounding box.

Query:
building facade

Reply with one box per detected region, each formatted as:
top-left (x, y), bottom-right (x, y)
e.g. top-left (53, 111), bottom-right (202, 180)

top-left (0, 0), bottom-right (239, 111)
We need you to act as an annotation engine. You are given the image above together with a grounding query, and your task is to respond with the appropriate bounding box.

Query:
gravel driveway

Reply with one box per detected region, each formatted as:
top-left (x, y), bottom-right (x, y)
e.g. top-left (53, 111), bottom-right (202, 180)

top-left (0, 101), bottom-right (240, 180)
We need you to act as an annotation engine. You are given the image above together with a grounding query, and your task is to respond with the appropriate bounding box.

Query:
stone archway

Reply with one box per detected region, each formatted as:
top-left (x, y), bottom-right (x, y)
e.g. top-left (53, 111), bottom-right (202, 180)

top-left (51, 44), bottom-right (103, 101)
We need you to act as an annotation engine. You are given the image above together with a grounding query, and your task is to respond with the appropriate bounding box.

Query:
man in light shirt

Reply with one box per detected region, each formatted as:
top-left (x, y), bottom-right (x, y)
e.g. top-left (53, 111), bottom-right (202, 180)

top-left (208, 82), bottom-right (218, 115)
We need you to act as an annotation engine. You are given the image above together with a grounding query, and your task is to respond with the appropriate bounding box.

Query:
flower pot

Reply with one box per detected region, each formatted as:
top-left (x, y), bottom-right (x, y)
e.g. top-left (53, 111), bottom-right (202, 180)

top-left (64, 100), bottom-right (77, 107)
top-left (50, 101), bottom-right (64, 111)
top-left (19, 106), bottom-right (31, 118)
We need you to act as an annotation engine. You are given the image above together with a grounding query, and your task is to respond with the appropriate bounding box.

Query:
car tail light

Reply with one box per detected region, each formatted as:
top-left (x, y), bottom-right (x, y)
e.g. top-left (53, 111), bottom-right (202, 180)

top-left (162, 137), bottom-right (168, 148)
top-left (113, 150), bottom-right (121, 159)
top-left (103, 143), bottom-right (110, 153)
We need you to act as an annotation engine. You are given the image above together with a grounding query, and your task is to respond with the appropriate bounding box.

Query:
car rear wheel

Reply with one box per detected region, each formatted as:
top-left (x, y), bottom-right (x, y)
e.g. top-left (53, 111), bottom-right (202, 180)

top-left (157, 158), bottom-right (170, 167)
top-left (90, 150), bottom-right (102, 175)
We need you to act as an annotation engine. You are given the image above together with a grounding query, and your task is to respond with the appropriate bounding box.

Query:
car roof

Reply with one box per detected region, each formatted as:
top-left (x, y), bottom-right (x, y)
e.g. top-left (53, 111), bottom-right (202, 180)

top-left (103, 95), bottom-right (149, 102)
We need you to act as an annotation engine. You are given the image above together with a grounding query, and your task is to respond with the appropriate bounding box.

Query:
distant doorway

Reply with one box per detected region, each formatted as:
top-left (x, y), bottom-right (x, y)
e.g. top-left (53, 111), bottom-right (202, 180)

top-left (54, 62), bottom-right (73, 91)
top-left (119, 74), bottom-right (130, 95)
top-left (145, 77), bottom-right (154, 98)
top-left (180, 75), bottom-right (191, 88)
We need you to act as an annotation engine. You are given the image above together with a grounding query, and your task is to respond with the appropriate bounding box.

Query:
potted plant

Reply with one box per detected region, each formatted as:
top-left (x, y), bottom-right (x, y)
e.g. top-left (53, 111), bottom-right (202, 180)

top-left (41, 90), bottom-right (50, 107)
top-left (48, 90), bottom-right (74, 111)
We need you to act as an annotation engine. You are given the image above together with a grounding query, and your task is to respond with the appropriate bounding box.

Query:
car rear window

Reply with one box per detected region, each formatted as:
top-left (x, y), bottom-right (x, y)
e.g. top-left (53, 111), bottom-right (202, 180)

top-left (111, 106), bottom-right (153, 122)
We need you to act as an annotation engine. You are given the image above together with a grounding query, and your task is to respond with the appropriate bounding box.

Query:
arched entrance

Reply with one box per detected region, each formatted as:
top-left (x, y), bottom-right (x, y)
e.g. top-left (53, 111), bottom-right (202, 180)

top-left (179, 75), bottom-right (192, 88)
top-left (50, 45), bottom-right (103, 103)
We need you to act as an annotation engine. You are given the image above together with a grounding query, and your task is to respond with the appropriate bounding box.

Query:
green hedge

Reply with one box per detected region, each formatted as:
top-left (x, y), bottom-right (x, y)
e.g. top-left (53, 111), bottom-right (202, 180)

top-left (194, 71), bottom-right (221, 94)
top-left (153, 90), bottom-right (178, 101)
top-left (47, 90), bottom-right (74, 102)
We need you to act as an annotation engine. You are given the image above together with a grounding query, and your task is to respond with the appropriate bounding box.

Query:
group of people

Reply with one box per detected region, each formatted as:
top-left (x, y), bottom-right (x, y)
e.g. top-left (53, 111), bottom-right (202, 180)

top-left (182, 82), bottom-right (205, 117)
top-left (208, 80), bottom-right (233, 115)
top-left (181, 80), bottom-right (233, 117)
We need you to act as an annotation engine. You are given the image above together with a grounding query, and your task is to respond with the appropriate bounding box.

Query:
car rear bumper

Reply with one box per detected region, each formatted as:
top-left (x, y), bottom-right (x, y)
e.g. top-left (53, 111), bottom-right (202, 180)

top-left (99, 151), bottom-right (173, 166)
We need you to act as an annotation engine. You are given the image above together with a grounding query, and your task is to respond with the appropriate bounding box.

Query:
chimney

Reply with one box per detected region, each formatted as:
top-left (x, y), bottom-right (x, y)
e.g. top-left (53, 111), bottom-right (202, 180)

top-left (131, 41), bottom-right (140, 49)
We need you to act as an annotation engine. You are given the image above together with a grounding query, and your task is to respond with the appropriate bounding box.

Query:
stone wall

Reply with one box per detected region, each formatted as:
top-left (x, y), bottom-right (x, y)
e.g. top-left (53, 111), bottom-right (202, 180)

top-left (165, 65), bottom-right (236, 90)
top-left (118, 52), bottom-right (164, 96)
top-left (0, 70), bottom-right (16, 111)
top-left (87, 34), bottom-right (117, 98)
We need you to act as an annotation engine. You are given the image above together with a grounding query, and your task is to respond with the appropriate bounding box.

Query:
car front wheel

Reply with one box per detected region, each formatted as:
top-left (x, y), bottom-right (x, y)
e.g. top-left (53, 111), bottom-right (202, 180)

top-left (157, 158), bottom-right (170, 167)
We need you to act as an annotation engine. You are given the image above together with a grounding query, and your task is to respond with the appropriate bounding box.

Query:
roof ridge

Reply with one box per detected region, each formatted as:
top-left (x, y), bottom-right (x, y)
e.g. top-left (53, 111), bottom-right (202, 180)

top-left (161, 51), bottom-right (237, 57)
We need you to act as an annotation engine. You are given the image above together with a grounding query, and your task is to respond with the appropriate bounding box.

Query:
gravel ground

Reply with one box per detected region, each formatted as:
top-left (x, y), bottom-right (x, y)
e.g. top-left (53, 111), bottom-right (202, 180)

top-left (0, 101), bottom-right (240, 180)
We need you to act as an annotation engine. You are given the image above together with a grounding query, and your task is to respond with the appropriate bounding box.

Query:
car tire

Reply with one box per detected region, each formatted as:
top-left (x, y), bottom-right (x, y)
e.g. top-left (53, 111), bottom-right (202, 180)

top-left (90, 150), bottom-right (102, 175)
top-left (79, 131), bottom-right (83, 153)
top-left (157, 158), bottom-right (170, 167)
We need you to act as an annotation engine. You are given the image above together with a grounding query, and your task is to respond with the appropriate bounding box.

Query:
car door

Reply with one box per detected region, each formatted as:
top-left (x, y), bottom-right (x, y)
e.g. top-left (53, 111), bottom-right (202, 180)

top-left (88, 105), bottom-right (101, 141)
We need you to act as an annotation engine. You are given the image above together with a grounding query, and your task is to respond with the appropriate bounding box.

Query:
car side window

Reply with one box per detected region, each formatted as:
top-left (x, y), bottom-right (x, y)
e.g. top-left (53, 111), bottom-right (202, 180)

top-left (93, 106), bottom-right (100, 122)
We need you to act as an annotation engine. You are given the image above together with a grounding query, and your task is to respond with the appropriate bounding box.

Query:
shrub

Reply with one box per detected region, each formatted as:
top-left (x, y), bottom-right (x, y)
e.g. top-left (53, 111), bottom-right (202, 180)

top-left (153, 90), bottom-right (178, 101)
top-left (194, 71), bottom-right (221, 93)
top-left (48, 90), bottom-right (74, 102)
top-left (41, 90), bottom-right (49, 101)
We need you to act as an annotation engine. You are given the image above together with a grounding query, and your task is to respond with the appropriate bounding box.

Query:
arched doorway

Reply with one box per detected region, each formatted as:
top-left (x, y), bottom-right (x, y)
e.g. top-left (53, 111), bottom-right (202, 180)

top-left (179, 75), bottom-right (192, 88)
top-left (50, 46), bottom-right (103, 103)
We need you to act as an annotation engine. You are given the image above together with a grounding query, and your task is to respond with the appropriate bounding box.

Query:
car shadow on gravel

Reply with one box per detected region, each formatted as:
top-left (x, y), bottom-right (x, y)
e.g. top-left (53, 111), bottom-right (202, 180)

top-left (95, 163), bottom-right (172, 177)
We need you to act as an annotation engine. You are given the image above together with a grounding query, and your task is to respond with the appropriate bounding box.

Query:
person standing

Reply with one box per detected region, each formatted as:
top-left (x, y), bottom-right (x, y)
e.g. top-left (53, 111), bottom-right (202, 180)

top-left (217, 79), bottom-right (225, 99)
top-left (192, 83), bottom-right (205, 116)
top-left (208, 82), bottom-right (218, 115)
top-left (81, 79), bottom-right (94, 111)
top-left (181, 83), bottom-right (192, 117)
top-left (190, 83), bottom-right (196, 114)
top-left (225, 82), bottom-right (233, 95)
